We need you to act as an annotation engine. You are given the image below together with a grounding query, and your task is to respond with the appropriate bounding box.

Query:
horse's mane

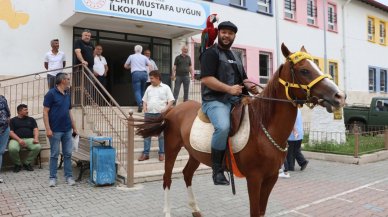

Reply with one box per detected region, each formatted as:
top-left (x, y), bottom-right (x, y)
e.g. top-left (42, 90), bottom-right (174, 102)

top-left (249, 64), bottom-right (282, 131)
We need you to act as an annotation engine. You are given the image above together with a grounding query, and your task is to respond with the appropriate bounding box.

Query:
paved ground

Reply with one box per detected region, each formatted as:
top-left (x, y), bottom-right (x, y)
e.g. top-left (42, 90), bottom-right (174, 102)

top-left (1, 159), bottom-right (388, 217)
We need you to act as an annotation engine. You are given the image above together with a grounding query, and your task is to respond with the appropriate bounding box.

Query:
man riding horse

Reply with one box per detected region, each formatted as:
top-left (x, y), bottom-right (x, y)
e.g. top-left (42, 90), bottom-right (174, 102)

top-left (200, 21), bottom-right (259, 185)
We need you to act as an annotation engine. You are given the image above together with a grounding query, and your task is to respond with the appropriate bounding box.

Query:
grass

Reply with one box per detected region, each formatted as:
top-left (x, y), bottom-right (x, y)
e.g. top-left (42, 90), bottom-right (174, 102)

top-left (302, 133), bottom-right (386, 156)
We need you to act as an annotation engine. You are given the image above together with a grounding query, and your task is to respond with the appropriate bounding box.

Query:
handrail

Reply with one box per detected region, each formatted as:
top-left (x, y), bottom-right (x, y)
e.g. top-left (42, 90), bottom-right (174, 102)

top-left (0, 65), bottom-right (80, 83)
top-left (82, 66), bottom-right (129, 119)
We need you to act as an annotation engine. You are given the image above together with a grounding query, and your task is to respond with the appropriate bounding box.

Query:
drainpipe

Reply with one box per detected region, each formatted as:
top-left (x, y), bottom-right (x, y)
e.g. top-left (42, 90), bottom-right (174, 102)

top-left (342, 0), bottom-right (352, 93)
top-left (323, 0), bottom-right (328, 75)
top-left (274, 0), bottom-right (281, 67)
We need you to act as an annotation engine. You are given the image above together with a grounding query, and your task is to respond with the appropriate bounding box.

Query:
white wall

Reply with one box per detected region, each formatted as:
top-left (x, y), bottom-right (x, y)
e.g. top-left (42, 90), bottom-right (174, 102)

top-left (0, 0), bottom-right (75, 76)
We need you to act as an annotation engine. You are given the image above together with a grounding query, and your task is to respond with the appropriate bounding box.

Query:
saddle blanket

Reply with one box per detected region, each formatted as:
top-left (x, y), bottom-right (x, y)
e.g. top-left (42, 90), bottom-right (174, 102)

top-left (189, 106), bottom-right (250, 153)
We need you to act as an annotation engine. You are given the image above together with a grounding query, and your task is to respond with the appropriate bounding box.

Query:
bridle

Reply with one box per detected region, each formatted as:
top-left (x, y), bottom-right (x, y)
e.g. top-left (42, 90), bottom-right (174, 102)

top-left (278, 51), bottom-right (332, 108)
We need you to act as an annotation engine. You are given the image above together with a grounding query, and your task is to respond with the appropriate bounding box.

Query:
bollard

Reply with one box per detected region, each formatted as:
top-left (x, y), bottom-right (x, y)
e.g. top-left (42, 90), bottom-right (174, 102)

top-left (354, 123), bottom-right (359, 158)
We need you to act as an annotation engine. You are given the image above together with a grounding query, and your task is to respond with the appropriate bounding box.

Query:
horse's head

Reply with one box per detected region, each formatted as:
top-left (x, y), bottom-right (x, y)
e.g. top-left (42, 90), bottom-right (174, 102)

top-left (280, 43), bottom-right (346, 112)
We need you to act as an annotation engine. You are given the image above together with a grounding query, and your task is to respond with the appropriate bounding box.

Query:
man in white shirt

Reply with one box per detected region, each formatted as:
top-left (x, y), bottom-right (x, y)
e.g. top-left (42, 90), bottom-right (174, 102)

top-left (138, 70), bottom-right (174, 162)
top-left (93, 45), bottom-right (108, 89)
top-left (124, 45), bottom-right (151, 112)
top-left (143, 49), bottom-right (158, 89)
top-left (44, 39), bottom-right (66, 89)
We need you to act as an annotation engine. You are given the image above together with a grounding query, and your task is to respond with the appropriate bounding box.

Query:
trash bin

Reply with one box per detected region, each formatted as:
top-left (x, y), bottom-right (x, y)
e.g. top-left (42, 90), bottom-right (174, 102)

top-left (89, 136), bottom-right (116, 185)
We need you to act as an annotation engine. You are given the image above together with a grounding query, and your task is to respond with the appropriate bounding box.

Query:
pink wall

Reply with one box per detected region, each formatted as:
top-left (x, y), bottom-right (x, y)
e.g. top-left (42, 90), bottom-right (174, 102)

top-left (289, 0), bottom-right (338, 32)
top-left (190, 38), bottom-right (275, 84)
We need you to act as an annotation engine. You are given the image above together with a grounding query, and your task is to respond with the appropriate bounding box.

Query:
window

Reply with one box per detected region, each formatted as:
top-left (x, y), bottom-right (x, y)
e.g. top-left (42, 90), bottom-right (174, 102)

top-left (368, 17), bottom-right (375, 41)
top-left (258, 0), bottom-right (271, 14)
top-left (381, 69), bottom-right (387, 92)
top-left (369, 68), bottom-right (376, 92)
top-left (284, 0), bottom-right (296, 20)
top-left (230, 0), bottom-right (245, 7)
top-left (313, 59), bottom-right (321, 70)
top-left (259, 52), bottom-right (272, 84)
top-left (231, 47), bottom-right (247, 72)
top-left (328, 4), bottom-right (337, 31)
top-left (329, 62), bottom-right (338, 85)
top-left (307, 0), bottom-right (317, 25)
top-left (380, 22), bottom-right (386, 44)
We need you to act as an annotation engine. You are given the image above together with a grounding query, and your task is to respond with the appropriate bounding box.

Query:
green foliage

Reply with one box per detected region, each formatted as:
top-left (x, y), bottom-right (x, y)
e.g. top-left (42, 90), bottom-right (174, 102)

top-left (302, 133), bottom-right (385, 156)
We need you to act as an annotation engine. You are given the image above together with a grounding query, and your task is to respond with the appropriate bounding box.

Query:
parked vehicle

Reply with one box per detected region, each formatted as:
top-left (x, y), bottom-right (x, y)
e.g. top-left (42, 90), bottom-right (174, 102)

top-left (343, 97), bottom-right (388, 131)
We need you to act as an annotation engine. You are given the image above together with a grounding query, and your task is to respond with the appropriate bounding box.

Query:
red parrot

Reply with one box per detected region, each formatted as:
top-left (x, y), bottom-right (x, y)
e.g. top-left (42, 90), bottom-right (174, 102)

top-left (200, 14), bottom-right (219, 54)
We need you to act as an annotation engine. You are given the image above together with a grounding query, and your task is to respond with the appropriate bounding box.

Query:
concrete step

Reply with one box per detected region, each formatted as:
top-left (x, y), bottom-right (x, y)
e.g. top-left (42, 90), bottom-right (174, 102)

top-left (133, 147), bottom-right (188, 159)
top-left (133, 155), bottom-right (190, 173)
top-left (133, 164), bottom-right (211, 183)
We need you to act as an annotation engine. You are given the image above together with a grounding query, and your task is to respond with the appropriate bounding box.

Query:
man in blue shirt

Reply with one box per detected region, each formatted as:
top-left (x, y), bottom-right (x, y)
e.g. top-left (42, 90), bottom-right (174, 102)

top-left (43, 73), bottom-right (78, 187)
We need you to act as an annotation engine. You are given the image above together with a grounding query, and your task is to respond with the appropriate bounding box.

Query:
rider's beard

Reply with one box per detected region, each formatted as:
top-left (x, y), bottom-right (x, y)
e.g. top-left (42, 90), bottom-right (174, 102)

top-left (217, 35), bottom-right (234, 50)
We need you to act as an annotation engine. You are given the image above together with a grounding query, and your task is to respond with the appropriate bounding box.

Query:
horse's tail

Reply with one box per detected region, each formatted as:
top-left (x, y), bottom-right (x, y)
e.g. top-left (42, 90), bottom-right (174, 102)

top-left (133, 109), bottom-right (171, 138)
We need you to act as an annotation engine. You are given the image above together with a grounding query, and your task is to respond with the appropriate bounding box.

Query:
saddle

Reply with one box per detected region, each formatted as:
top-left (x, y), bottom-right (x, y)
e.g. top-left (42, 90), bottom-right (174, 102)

top-left (197, 97), bottom-right (251, 137)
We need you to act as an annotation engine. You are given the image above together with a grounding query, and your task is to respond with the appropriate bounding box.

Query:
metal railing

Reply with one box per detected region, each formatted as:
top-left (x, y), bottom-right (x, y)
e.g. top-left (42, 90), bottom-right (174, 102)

top-left (72, 66), bottom-right (134, 187)
top-left (303, 123), bottom-right (388, 157)
top-left (0, 67), bottom-right (73, 117)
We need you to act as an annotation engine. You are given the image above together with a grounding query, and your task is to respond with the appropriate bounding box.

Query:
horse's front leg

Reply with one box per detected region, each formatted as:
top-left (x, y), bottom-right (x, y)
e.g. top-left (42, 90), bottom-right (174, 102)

top-left (259, 174), bottom-right (278, 216)
top-left (246, 174), bottom-right (263, 217)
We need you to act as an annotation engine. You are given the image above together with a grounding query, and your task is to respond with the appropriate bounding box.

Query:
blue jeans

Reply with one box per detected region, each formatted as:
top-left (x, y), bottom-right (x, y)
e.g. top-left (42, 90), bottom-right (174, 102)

top-left (143, 113), bottom-right (164, 155)
top-left (0, 127), bottom-right (10, 173)
top-left (49, 130), bottom-right (73, 179)
top-left (131, 71), bottom-right (148, 107)
top-left (173, 75), bottom-right (190, 104)
top-left (202, 100), bottom-right (232, 151)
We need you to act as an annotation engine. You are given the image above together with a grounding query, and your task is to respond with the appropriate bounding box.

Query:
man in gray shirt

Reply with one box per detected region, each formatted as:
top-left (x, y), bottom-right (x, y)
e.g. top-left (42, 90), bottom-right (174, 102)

top-left (172, 45), bottom-right (194, 105)
top-left (124, 45), bottom-right (151, 112)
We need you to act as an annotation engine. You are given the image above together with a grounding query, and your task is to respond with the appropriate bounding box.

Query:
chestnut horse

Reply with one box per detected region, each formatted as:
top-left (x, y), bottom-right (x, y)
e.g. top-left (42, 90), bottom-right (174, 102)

top-left (135, 44), bottom-right (346, 217)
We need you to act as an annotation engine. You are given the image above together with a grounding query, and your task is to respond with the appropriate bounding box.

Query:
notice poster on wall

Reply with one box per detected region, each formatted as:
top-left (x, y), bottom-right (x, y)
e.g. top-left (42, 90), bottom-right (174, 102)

top-left (76, 0), bottom-right (210, 30)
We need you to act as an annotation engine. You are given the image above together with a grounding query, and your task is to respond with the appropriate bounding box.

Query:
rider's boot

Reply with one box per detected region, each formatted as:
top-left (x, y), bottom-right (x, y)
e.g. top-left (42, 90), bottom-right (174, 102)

top-left (211, 148), bottom-right (230, 185)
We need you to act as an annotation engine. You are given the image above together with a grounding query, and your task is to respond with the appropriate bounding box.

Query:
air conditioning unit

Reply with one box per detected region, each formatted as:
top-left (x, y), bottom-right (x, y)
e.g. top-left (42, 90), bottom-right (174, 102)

top-left (380, 38), bottom-right (385, 44)
top-left (368, 34), bottom-right (373, 41)
top-left (328, 23), bottom-right (334, 31)
top-left (307, 17), bottom-right (315, 25)
top-left (285, 11), bottom-right (294, 19)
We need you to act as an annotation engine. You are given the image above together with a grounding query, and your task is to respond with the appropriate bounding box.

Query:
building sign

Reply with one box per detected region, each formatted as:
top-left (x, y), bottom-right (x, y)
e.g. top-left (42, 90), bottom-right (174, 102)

top-left (76, 0), bottom-right (210, 29)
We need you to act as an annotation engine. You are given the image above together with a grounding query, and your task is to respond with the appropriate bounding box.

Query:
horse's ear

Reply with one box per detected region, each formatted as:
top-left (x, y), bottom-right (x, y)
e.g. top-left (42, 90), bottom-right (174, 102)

top-left (281, 43), bottom-right (291, 58)
top-left (300, 46), bottom-right (307, 53)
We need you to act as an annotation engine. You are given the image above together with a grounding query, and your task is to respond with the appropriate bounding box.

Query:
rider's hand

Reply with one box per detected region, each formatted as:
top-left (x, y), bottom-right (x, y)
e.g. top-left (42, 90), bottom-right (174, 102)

top-left (228, 85), bottom-right (243, 96)
top-left (249, 85), bottom-right (259, 95)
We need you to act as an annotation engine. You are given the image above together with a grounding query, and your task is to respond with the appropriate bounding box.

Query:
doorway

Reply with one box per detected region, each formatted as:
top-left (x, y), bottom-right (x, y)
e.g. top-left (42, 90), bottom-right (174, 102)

top-left (73, 27), bottom-right (172, 106)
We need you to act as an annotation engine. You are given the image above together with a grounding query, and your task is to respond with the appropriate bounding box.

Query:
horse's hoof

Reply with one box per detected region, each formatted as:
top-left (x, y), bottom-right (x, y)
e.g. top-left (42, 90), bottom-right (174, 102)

top-left (192, 211), bottom-right (202, 217)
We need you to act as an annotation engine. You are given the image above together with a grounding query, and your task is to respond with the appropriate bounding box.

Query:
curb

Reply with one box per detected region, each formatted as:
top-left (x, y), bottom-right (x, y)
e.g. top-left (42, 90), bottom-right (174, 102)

top-left (303, 150), bottom-right (388, 165)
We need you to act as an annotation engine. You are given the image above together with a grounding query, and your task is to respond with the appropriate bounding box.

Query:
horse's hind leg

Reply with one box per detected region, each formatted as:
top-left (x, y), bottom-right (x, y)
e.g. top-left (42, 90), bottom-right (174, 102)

top-left (163, 138), bottom-right (181, 217)
top-left (183, 156), bottom-right (202, 217)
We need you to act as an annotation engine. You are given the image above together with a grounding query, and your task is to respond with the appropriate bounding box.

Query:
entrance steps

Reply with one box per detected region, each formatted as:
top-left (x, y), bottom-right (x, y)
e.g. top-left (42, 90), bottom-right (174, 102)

top-left (83, 107), bottom-right (211, 184)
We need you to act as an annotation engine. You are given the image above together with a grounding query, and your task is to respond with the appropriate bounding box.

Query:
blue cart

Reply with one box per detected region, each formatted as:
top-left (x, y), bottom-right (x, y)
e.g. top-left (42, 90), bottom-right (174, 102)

top-left (89, 136), bottom-right (116, 186)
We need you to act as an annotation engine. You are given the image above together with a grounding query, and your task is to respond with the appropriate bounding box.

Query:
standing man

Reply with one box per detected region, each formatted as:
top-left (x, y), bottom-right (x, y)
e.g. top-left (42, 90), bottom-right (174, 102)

top-left (143, 48), bottom-right (158, 89)
top-left (43, 73), bottom-right (77, 187)
top-left (172, 45), bottom-right (194, 105)
top-left (138, 70), bottom-right (174, 162)
top-left (74, 29), bottom-right (94, 72)
top-left (93, 44), bottom-right (108, 88)
top-left (200, 21), bottom-right (258, 185)
top-left (9, 104), bottom-right (41, 173)
top-left (124, 45), bottom-right (151, 112)
top-left (285, 109), bottom-right (309, 171)
top-left (0, 95), bottom-right (10, 183)
top-left (44, 39), bottom-right (66, 89)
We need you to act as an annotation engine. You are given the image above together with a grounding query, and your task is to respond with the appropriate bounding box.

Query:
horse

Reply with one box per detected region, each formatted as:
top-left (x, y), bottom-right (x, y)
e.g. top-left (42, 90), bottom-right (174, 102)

top-left (134, 43), bottom-right (346, 217)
